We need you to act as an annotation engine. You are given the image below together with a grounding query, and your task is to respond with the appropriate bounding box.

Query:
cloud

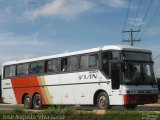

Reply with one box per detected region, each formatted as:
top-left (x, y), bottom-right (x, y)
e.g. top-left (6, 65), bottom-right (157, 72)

top-left (0, 31), bottom-right (42, 46)
top-left (24, 0), bottom-right (94, 20)
top-left (0, 31), bottom-right (46, 60)
top-left (128, 18), bottom-right (144, 26)
top-left (101, 0), bottom-right (127, 8)
top-left (0, 31), bottom-right (46, 72)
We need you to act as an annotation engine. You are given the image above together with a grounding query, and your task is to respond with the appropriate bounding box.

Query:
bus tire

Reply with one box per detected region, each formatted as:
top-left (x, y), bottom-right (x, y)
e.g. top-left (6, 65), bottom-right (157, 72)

top-left (96, 92), bottom-right (110, 110)
top-left (33, 94), bottom-right (42, 110)
top-left (24, 94), bottom-right (32, 109)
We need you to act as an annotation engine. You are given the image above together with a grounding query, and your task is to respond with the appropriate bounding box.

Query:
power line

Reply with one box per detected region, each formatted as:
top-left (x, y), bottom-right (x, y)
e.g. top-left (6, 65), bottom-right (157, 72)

top-left (123, 0), bottom-right (132, 31)
top-left (122, 29), bottom-right (140, 46)
top-left (154, 54), bottom-right (160, 60)
top-left (144, 0), bottom-right (160, 32)
top-left (140, 0), bottom-right (160, 38)
top-left (135, 0), bottom-right (154, 39)
top-left (122, 0), bottom-right (132, 45)
top-left (131, 0), bottom-right (142, 30)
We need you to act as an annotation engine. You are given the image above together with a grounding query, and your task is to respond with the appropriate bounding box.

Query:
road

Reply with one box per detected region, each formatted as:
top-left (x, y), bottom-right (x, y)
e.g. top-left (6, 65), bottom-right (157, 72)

top-left (0, 104), bottom-right (159, 111)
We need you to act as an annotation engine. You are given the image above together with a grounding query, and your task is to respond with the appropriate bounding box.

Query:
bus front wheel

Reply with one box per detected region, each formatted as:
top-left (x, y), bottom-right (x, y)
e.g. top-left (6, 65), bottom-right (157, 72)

top-left (24, 95), bottom-right (32, 109)
top-left (33, 94), bottom-right (42, 110)
top-left (96, 92), bottom-right (110, 110)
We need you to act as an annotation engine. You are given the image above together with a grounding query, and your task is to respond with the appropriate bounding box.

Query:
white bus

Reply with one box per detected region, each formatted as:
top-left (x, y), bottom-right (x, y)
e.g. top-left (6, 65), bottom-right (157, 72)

top-left (1, 45), bottom-right (159, 110)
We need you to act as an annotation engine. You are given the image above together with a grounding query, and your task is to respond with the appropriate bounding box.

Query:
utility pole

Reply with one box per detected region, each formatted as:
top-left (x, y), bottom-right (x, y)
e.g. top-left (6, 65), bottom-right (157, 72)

top-left (122, 29), bottom-right (140, 46)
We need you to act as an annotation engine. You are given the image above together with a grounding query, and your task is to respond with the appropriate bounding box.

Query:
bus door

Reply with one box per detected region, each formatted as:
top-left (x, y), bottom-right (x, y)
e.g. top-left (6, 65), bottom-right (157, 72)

top-left (110, 62), bottom-right (123, 105)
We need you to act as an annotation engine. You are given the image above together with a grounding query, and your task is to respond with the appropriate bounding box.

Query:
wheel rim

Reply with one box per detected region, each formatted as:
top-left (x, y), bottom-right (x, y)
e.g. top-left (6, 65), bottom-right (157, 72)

top-left (99, 96), bottom-right (107, 108)
top-left (25, 96), bottom-right (31, 107)
top-left (34, 97), bottom-right (41, 108)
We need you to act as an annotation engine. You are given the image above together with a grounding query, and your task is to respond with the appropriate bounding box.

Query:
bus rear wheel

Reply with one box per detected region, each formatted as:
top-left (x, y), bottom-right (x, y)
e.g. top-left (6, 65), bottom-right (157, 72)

top-left (33, 94), bottom-right (42, 110)
top-left (96, 92), bottom-right (110, 110)
top-left (24, 95), bottom-right (32, 109)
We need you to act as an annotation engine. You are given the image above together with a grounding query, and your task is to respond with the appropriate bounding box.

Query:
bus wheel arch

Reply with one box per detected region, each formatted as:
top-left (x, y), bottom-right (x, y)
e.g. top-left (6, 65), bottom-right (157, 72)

top-left (94, 90), bottom-right (111, 109)
top-left (32, 93), bottom-right (42, 110)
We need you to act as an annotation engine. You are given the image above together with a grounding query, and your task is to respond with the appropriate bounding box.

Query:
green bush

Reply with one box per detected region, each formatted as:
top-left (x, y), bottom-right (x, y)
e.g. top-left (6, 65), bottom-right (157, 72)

top-left (0, 107), bottom-right (159, 120)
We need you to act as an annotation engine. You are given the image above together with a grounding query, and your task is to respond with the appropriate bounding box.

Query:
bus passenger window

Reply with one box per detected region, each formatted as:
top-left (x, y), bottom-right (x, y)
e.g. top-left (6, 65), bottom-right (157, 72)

top-left (61, 58), bottom-right (68, 71)
top-left (69, 56), bottom-right (78, 71)
top-left (10, 65), bottom-right (16, 77)
top-left (30, 61), bottom-right (45, 74)
top-left (80, 55), bottom-right (89, 69)
top-left (17, 64), bottom-right (23, 75)
top-left (80, 54), bottom-right (98, 70)
top-left (22, 63), bottom-right (29, 75)
top-left (89, 54), bottom-right (98, 68)
top-left (48, 59), bottom-right (59, 73)
top-left (17, 63), bottom-right (29, 76)
top-left (4, 66), bottom-right (10, 78)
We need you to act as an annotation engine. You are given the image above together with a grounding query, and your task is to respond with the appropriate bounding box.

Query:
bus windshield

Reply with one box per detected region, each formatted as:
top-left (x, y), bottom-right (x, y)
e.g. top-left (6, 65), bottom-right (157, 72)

top-left (123, 62), bottom-right (156, 85)
top-left (123, 51), bottom-right (152, 61)
top-left (122, 51), bottom-right (156, 85)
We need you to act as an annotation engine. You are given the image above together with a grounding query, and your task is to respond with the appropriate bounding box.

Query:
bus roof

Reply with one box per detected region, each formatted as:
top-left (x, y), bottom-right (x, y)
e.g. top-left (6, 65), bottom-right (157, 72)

top-left (3, 45), bottom-right (151, 66)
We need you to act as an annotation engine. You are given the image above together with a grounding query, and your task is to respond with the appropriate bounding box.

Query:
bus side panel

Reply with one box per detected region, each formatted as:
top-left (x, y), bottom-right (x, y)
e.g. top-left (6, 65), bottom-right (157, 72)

top-left (10, 77), bottom-right (45, 104)
top-left (44, 74), bottom-right (60, 105)
top-left (75, 70), bottom-right (112, 105)
top-left (59, 73), bottom-right (77, 104)
top-left (2, 79), bottom-right (17, 104)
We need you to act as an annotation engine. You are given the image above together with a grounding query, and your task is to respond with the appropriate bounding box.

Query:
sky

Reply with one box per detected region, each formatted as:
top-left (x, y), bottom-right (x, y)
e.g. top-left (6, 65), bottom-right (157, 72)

top-left (0, 0), bottom-right (160, 77)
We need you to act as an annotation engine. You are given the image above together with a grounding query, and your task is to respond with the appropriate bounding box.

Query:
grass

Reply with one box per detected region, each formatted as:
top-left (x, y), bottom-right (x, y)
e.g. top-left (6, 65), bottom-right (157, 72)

top-left (0, 107), bottom-right (159, 120)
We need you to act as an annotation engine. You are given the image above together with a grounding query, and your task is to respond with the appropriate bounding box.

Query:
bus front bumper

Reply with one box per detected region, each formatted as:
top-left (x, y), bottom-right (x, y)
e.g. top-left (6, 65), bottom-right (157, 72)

top-left (0, 97), bottom-right (3, 103)
top-left (123, 94), bottom-right (158, 105)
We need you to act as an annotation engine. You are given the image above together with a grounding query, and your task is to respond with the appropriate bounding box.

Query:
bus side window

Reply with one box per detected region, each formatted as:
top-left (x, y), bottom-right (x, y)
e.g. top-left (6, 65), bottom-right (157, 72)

top-left (17, 64), bottom-right (23, 76)
top-left (22, 63), bottom-right (29, 75)
top-left (80, 55), bottom-right (89, 69)
top-left (4, 65), bottom-right (16, 78)
top-left (80, 54), bottom-right (98, 70)
top-left (48, 59), bottom-right (59, 73)
top-left (30, 61), bottom-right (45, 74)
top-left (4, 66), bottom-right (10, 78)
top-left (10, 65), bottom-right (16, 77)
top-left (69, 56), bottom-right (78, 71)
top-left (17, 63), bottom-right (29, 76)
top-left (89, 54), bottom-right (98, 68)
top-left (61, 58), bottom-right (68, 72)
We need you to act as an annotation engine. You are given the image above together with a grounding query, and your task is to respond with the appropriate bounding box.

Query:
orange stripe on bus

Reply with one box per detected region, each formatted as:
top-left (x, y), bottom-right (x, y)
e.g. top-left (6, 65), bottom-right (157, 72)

top-left (11, 76), bottom-right (46, 104)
